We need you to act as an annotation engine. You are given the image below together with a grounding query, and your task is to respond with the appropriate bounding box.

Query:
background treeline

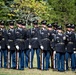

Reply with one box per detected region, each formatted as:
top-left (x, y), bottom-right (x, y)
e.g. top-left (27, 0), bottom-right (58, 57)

top-left (0, 0), bottom-right (76, 27)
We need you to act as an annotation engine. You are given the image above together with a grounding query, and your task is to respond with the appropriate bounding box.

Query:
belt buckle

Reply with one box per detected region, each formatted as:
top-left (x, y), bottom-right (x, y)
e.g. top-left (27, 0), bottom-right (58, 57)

top-left (61, 43), bottom-right (64, 44)
top-left (9, 40), bottom-right (13, 42)
top-left (2, 38), bottom-right (5, 40)
top-left (69, 42), bottom-right (73, 44)
top-left (52, 39), bottom-right (54, 42)
top-left (33, 38), bottom-right (38, 40)
top-left (20, 39), bottom-right (24, 41)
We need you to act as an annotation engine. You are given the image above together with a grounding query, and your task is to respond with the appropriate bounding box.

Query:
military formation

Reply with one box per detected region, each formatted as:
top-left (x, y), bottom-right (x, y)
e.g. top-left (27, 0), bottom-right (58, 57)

top-left (0, 19), bottom-right (76, 72)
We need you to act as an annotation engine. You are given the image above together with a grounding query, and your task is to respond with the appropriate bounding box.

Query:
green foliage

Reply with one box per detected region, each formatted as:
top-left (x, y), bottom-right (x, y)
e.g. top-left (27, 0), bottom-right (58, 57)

top-left (0, 0), bottom-right (76, 27)
top-left (48, 0), bottom-right (76, 25)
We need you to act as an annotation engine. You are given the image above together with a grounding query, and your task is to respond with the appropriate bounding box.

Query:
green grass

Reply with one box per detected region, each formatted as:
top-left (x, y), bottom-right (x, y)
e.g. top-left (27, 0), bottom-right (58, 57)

top-left (0, 68), bottom-right (76, 75)
top-left (0, 52), bottom-right (76, 75)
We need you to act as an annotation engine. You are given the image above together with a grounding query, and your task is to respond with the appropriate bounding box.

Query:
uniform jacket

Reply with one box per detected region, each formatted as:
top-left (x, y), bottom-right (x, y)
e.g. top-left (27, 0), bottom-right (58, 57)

top-left (54, 32), bottom-right (66, 53)
top-left (7, 28), bottom-right (16, 50)
top-left (0, 28), bottom-right (7, 50)
top-left (29, 27), bottom-right (40, 49)
top-left (39, 28), bottom-right (51, 51)
top-left (66, 31), bottom-right (75, 53)
top-left (15, 28), bottom-right (25, 50)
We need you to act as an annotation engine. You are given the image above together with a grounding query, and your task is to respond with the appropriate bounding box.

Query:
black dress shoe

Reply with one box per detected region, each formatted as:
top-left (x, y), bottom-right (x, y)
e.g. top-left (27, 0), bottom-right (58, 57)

top-left (58, 70), bottom-right (65, 72)
top-left (11, 67), bottom-right (16, 69)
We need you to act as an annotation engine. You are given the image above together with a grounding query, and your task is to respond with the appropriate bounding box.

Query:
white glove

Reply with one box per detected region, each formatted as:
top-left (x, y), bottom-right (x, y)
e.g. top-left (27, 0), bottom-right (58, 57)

top-left (29, 45), bottom-right (31, 49)
top-left (63, 36), bottom-right (66, 40)
top-left (40, 46), bottom-right (44, 50)
top-left (16, 45), bottom-right (19, 50)
top-left (7, 45), bottom-right (10, 49)
top-left (54, 51), bottom-right (56, 54)
top-left (74, 51), bottom-right (76, 53)
top-left (0, 46), bottom-right (1, 50)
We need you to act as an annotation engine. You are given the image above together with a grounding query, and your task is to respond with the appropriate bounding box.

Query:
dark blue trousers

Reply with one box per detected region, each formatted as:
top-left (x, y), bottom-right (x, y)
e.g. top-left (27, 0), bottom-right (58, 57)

top-left (24, 49), bottom-right (30, 68)
top-left (56, 53), bottom-right (65, 71)
top-left (11, 51), bottom-right (16, 68)
top-left (2, 50), bottom-right (7, 68)
top-left (74, 52), bottom-right (76, 69)
top-left (30, 48), bottom-right (40, 69)
top-left (74, 53), bottom-right (76, 69)
top-left (43, 51), bottom-right (50, 70)
top-left (19, 50), bottom-right (24, 70)
top-left (65, 52), bottom-right (75, 70)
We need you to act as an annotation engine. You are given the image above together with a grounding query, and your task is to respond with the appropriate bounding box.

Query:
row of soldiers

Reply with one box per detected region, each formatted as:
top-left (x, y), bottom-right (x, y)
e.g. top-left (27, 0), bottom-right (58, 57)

top-left (0, 19), bottom-right (76, 72)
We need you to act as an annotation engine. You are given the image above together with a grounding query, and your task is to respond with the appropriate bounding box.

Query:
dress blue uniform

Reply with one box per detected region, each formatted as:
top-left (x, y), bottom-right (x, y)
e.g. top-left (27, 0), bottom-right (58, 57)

top-left (49, 23), bottom-right (58, 70)
top-left (0, 21), bottom-right (7, 68)
top-left (47, 24), bottom-right (56, 68)
top-left (7, 21), bottom-right (16, 69)
top-left (54, 26), bottom-right (66, 71)
top-left (25, 28), bottom-right (32, 68)
top-left (15, 20), bottom-right (25, 70)
top-left (40, 20), bottom-right (51, 70)
top-left (21, 22), bottom-right (30, 68)
top-left (28, 20), bottom-right (40, 69)
top-left (24, 30), bottom-right (30, 68)
top-left (65, 24), bottom-right (75, 71)
top-left (70, 24), bottom-right (76, 70)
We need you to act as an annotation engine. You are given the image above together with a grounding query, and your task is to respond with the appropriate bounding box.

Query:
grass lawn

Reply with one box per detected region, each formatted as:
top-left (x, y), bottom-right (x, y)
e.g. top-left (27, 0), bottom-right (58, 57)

top-left (0, 68), bottom-right (76, 75)
top-left (0, 52), bottom-right (76, 75)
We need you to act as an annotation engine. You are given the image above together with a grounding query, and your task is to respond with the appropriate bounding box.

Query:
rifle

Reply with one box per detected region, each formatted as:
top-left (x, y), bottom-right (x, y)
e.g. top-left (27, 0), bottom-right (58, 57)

top-left (53, 51), bottom-right (56, 69)
top-left (64, 59), bottom-right (66, 70)
top-left (29, 22), bottom-right (32, 68)
top-left (41, 49), bottom-right (44, 70)
top-left (29, 48), bottom-right (32, 68)
top-left (16, 46), bottom-right (19, 70)
top-left (7, 46), bottom-right (11, 69)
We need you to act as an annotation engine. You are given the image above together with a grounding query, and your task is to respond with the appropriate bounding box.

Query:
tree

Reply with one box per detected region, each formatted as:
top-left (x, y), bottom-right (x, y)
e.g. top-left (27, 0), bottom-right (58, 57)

top-left (0, 0), bottom-right (76, 26)
top-left (48, 0), bottom-right (76, 25)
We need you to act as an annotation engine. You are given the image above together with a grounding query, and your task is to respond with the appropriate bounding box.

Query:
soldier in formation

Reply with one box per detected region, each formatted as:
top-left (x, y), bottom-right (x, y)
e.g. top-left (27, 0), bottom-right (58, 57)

top-left (0, 20), bottom-right (7, 68)
top-left (0, 19), bottom-right (76, 72)
top-left (7, 20), bottom-right (16, 69)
